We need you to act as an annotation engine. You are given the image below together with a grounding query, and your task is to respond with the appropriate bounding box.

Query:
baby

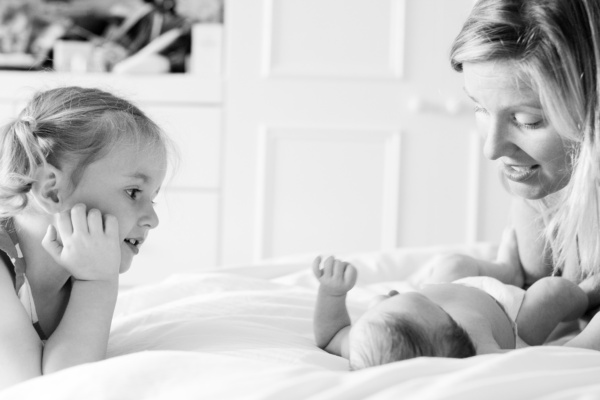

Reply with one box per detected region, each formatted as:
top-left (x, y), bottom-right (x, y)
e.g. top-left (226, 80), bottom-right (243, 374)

top-left (312, 256), bottom-right (589, 370)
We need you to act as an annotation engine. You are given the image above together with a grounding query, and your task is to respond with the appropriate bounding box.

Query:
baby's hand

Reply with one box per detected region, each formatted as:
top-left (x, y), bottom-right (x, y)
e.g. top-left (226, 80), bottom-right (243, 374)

top-left (312, 256), bottom-right (357, 296)
top-left (42, 203), bottom-right (121, 282)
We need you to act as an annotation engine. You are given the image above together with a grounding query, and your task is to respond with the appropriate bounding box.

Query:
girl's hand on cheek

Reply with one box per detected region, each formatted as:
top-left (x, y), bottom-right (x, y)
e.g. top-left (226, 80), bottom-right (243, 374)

top-left (42, 203), bottom-right (121, 282)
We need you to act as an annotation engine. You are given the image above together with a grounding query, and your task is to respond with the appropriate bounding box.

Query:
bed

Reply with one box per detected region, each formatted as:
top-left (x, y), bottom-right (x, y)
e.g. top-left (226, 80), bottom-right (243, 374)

top-left (2, 243), bottom-right (600, 400)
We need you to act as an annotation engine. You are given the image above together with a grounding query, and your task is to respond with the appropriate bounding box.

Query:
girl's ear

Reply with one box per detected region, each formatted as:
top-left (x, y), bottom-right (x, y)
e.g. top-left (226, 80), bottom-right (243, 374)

top-left (31, 163), bottom-right (67, 213)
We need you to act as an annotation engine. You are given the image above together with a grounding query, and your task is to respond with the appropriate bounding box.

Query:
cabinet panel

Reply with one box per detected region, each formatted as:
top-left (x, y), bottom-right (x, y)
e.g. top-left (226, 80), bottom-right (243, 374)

top-left (265, 0), bottom-right (405, 78)
top-left (121, 191), bottom-right (219, 286)
top-left (256, 127), bottom-right (400, 260)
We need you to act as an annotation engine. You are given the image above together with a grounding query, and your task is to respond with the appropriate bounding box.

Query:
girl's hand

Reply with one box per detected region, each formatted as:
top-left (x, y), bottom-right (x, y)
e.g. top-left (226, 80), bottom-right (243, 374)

top-left (312, 256), bottom-right (357, 296)
top-left (42, 203), bottom-right (121, 282)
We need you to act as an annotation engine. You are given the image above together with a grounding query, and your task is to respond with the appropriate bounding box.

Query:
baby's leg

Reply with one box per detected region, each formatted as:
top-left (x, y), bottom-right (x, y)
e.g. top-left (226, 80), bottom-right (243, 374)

top-left (516, 277), bottom-right (588, 346)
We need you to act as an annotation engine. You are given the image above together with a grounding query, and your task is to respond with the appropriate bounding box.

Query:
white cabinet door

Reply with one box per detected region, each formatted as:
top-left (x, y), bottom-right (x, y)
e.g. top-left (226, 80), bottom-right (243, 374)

top-left (222, 0), bottom-right (511, 265)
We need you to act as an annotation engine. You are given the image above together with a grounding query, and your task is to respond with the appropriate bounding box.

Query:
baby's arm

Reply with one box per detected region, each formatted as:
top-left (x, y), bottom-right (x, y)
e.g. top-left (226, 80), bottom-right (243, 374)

top-left (516, 277), bottom-right (588, 346)
top-left (40, 204), bottom-right (121, 374)
top-left (312, 256), bottom-right (357, 358)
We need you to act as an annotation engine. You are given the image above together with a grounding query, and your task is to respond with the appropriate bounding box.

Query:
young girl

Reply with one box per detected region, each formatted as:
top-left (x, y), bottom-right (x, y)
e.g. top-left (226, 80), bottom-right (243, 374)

top-left (0, 86), bottom-right (170, 389)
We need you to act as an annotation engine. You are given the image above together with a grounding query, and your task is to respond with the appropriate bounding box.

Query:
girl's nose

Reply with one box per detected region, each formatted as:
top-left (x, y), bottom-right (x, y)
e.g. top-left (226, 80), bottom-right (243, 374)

top-left (140, 203), bottom-right (159, 229)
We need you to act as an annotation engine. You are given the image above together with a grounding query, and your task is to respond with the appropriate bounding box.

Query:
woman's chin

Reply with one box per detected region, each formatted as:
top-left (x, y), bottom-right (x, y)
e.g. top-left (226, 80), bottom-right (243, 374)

top-left (506, 181), bottom-right (553, 200)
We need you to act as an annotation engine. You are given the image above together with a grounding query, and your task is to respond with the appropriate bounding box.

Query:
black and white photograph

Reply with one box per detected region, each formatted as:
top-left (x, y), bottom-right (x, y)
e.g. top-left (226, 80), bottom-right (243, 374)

top-left (1, 0), bottom-right (600, 399)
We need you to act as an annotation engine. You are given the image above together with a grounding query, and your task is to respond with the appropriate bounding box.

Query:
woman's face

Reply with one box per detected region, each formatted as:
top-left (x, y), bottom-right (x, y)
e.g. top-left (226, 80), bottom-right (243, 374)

top-left (462, 61), bottom-right (572, 199)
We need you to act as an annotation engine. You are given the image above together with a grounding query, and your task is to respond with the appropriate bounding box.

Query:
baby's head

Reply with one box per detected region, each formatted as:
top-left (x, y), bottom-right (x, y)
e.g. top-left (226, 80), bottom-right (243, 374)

top-left (349, 291), bottom-right (476, 370)
top-left (0, 86), bottom-right (172, 218)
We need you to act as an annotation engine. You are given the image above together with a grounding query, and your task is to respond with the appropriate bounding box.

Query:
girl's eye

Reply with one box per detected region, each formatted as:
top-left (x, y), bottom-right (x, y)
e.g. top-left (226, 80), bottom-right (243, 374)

top-left (126, 189), bottom-right (141, 200)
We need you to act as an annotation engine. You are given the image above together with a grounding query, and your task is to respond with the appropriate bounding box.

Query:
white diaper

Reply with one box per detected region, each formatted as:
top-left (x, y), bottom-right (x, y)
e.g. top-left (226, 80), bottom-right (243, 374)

top-left (453, 276), bottom-right (527, 348)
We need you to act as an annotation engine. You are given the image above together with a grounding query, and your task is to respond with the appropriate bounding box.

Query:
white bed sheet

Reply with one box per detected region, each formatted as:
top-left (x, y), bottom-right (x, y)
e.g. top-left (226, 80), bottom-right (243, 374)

top-left (2, 243), bottom-right (600, 400)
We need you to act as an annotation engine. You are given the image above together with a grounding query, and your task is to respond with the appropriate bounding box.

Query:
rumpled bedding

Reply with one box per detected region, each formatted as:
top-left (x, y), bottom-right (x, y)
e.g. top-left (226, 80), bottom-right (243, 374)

top-left (2, 243), bottom-right (600, 400)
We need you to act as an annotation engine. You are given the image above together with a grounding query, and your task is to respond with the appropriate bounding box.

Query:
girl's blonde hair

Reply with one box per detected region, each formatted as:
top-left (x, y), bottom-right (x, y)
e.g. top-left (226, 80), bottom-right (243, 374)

top-left (450, 0), bottom-right (600, 277)
top-left (0, 86), bottom-right (170, 219)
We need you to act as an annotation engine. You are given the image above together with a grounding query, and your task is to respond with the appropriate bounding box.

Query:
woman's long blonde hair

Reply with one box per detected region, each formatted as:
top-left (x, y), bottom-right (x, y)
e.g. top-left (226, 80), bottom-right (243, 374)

top-left (451, 0), bottom-right (600, 277)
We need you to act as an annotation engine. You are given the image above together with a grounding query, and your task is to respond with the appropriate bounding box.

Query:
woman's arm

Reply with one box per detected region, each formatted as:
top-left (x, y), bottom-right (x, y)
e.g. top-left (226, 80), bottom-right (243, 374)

top-left (564, 310), bottom-right (600, 350)
top-left (424, 226), bottom-right (524, 286)
top-left (510, 198), bottom-right (554, 285)
top-left (422, 198), bottom-right (551, 287)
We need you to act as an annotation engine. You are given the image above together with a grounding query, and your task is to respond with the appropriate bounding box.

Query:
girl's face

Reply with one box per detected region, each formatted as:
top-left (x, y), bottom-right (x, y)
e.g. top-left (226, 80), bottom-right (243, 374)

top-left (462, 61), bottom-right (572, 199)
top-left (62, 142), bottom-right (167, 273)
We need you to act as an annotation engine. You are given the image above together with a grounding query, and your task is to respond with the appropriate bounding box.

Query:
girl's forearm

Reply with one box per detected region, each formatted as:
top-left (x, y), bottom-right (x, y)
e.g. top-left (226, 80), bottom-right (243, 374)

top-left (42, 279), bottom-right (118, 374)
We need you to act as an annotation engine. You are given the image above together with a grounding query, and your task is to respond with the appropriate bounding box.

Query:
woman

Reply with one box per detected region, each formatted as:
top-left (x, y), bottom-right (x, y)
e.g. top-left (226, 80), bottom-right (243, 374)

top-left (425, 0), bottom-right (600, 347)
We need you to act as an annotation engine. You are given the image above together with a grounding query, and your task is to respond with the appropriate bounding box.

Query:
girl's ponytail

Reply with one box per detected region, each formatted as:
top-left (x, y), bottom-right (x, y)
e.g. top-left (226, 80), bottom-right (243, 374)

top-left (0, 115), bottom-right (49, 218)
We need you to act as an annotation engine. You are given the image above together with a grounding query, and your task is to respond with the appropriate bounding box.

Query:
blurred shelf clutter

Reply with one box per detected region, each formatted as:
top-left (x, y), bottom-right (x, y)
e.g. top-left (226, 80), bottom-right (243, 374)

top-left (0, 0), bottom-right (223, 74)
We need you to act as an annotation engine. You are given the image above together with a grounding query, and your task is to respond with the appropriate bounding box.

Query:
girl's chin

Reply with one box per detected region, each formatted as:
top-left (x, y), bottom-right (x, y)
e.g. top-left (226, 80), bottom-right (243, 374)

top-left (119, 258), bottom-right (133, 274)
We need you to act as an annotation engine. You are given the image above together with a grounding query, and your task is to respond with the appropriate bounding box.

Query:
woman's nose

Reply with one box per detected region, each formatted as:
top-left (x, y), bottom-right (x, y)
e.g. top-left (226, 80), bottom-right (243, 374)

top-left (482, 118), bottom-right (514, 160)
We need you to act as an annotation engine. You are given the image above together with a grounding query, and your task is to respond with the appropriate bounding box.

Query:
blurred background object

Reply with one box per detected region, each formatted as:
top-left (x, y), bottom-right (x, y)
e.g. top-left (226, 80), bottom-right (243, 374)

top-left (0, 0), bottom-right (224, 73)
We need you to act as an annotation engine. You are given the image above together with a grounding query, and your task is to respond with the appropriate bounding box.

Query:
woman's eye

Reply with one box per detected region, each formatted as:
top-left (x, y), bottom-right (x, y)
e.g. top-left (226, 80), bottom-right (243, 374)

top-left (514, 113), bottom-right (544, 129)
top-left (126, 189), bottom-right (141, 200)
top-left (474, 105), bottom-right (488, 114)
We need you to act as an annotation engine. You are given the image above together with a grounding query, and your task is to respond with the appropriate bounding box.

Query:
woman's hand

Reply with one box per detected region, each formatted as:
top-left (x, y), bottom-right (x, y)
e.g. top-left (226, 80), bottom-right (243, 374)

top-left (312, 255), bottom-right (357, 296)
top-left (495, 227), bottom-right (525, 287)
top-left (42, 203), bottom-right (121, 282)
